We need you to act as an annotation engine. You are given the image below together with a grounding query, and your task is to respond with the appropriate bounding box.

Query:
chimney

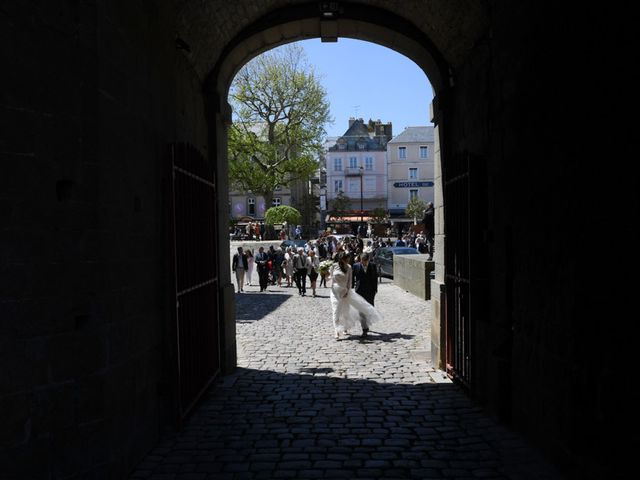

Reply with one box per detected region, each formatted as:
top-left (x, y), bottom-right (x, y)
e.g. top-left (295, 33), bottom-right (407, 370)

top-left (349, 117), bottom-right (356, 127)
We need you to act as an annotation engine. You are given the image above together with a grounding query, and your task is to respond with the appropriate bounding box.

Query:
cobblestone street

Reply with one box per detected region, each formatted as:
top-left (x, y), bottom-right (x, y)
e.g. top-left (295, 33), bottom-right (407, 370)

top-left (131, 257), bottom-right (563, 479)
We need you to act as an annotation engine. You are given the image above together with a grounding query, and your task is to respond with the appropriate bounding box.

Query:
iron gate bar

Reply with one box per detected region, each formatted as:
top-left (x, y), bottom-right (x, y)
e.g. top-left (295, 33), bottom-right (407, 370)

top-left (168, 143), bottom-right (220, 420)
top-left (444, 151), bottom-right (472, 389)
top-left (174, 165), bottom-right (216, 188)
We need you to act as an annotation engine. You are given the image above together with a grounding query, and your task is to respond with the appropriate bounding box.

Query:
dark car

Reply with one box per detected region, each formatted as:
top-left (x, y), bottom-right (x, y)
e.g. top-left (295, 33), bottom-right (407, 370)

top-left (373, 246), bottom-right (420, 278)
top-left (280, 239), bottom-right (308, 251)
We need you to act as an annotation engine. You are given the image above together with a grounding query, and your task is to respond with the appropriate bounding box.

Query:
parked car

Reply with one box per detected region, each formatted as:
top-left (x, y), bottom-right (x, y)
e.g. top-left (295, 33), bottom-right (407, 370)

top-left (330, 234), bottom-right (356, 245)
top-left (373, 246), bottom-right (420, 278)
top-left (280, 239), bottom-right (308, 251)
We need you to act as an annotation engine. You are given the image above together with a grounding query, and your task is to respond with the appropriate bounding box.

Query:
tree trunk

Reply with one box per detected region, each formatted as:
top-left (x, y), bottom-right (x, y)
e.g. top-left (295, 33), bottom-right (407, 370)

top-left (262, 191), bottom-right (273, 214)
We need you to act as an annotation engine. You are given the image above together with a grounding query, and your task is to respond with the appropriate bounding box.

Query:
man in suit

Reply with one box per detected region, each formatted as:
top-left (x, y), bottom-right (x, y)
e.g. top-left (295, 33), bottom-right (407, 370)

top-left (231, 246), bottom-right (248, 293)
top-left (352, 252), bottom-right (378, 336)
top-left (293, 247), bottom-right (307, 296)
top-left (255, 246), bottom-right (270, 292)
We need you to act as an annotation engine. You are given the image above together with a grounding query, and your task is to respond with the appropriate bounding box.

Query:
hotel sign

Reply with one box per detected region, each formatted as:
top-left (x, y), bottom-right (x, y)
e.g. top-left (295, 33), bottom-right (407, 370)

top-left (393, 181), bottom-right (434, 188)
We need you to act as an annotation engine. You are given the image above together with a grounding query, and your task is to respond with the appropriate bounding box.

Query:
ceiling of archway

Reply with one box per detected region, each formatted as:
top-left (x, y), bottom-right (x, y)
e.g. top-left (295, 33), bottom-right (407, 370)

top-left (175, 0), bottom-right (489, 81)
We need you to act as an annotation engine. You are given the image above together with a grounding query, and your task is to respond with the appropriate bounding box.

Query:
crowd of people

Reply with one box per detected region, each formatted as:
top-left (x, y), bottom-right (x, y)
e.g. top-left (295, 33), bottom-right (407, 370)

top-left (232, 233), bottom-right (382, 338)
top-left (231, 222), bottom-right (306, 242)
top-left (232, 204), bottom-right (436, 339)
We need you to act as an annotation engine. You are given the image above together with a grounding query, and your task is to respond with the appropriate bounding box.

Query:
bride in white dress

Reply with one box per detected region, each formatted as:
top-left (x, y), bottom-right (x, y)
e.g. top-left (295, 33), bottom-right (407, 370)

top-left (329, 251), bottom-right (383, 338)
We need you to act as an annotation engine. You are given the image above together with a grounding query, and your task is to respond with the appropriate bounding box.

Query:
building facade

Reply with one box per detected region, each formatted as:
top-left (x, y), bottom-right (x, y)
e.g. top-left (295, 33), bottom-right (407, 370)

top-left (229, 186), bottom-right (291, 221)
top-left (325, 118), bottom-right (392, 223)
top-left (386, 126), bottom-right (435, 224)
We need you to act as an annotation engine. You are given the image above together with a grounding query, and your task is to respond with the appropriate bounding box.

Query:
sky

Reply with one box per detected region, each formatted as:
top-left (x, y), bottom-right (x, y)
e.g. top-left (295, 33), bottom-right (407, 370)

top-left (297, 38), bottom-right (434, 138)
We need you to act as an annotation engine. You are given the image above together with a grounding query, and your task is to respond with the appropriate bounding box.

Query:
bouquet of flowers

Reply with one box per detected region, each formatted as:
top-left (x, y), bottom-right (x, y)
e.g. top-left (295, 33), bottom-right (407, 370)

top-left (318, 260), bottom-right (334, 277)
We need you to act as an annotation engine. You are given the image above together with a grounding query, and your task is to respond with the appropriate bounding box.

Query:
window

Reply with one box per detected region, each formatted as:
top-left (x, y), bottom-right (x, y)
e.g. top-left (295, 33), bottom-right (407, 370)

top-left (409, 189), bottom-right (418, 201)
top-left (420, 146), bottom-right (428, 158)
top-left (334, 180), bottom-right (343, 193)
top-left (334, 157), bottom-right (342, 171)
top-left (349, 156), bottom-right (358, 168)
top-left (272, 197), bottom-right (281, 207)
top-left (357, 141), bottom-right (366, 150)
top-left (338, 142), bottom-right (346, 150)
top-left (365, 156), bottom-right (373, 170)
top-left (398, 147), bottom-right (406, 159)
top-left (349, 179), bottom-right (360, 193)
top-left (247, 198), bottom-right (255, 215)
top-left (364, 177), bottom-right (375, 192)
top-left (409, 167), bottom-right (418, 179)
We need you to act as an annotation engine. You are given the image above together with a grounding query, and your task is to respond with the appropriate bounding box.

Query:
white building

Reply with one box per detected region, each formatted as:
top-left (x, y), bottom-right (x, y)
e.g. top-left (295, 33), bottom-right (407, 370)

top-left (386, 126), bottom-right (435, 223)
top-left (324, 118), bottom-right (392, 228)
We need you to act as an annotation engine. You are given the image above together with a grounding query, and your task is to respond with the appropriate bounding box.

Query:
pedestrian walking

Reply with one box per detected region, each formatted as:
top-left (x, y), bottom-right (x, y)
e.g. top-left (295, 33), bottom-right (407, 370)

top-left (329, 251), bottom-right (382, 339)
top-left (255, 246), bottom-right (269, 292)
top-left (274, 247), bottom-right (285, 287)
top-left (306, 249), bottom-right (320, 297)
top-left (231, 246), bottom-right (248, 293)
top-left (245, 248), bottom-right (254, 285)
top-left (267, 245), bottom-right (277, 285)
top-left (283, 247), bottom-right (295, 287)
top-left (293, 247), bottom-right (307, 296)
top-left (352, 252), bottom-right (378, 337)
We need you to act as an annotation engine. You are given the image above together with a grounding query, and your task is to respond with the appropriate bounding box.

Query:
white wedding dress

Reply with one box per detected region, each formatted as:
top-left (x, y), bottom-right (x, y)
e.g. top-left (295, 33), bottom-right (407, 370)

top-left (329, 263), bottom-right (383, 334)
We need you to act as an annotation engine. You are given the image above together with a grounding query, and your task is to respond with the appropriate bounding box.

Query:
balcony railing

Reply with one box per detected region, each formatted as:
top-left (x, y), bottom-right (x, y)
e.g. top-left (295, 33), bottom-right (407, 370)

top-left (344, 167), bottom-right (364, 176)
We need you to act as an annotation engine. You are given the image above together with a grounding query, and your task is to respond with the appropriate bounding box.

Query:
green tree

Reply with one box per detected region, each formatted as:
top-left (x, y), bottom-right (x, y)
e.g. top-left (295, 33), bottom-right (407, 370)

top-left (329, 190), bottom-right (351, 218)
top-left (370, 207), bottom-right (389, 224)
top-left (406, 197), bottom-right (427, 225)
top-left (228, 43), bottom-right (332, 208)
top-left (264, 205), bottom-right (301, 226)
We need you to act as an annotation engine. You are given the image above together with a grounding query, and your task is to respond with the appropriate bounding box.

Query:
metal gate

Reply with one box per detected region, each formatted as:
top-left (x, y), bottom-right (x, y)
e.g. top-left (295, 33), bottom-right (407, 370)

top-left (444, 152), bottom-right (471, 388)
top-left (168, 143), bottom-right (220, 419)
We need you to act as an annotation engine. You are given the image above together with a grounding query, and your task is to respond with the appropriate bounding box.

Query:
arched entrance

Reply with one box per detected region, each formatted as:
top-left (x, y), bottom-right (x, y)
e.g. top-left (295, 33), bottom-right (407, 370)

top-left (199, 2), bottom-right (471, 406)
top-left (4, 1), bottom-right (633, 477)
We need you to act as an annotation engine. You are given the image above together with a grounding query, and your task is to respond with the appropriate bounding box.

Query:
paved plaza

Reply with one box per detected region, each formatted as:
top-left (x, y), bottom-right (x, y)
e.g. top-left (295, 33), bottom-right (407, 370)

top-left (130, 246), bottom-right (563, 479)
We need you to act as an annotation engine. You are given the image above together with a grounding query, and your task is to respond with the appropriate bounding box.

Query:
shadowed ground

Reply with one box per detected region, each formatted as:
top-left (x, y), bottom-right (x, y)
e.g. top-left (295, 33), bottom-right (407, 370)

top-left (130, 279), bottom-right (563, 479)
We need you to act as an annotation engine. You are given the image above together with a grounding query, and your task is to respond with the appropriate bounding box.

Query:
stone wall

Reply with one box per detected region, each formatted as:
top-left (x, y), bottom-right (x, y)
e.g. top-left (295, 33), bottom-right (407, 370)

top-left (0, 2), bottom-right (209, 477)
top-left (392, 255), bottom-right (434, 301)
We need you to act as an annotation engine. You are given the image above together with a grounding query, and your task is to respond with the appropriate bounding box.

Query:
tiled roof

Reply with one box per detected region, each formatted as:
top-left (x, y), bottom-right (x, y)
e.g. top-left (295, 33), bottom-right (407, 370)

top-left (342, 119), bottom-right (370, 137)
top-left (388, 126), bottom-right (434, 144)
top-left (328, 118), bottom-right (391, 152)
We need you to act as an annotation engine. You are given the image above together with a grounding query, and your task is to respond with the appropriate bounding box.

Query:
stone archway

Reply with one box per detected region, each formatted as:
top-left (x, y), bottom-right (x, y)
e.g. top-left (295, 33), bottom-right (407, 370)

top-left (4, 1), bottom-right (631, 477)
top-left (202, 2), bottom-right (453, 378)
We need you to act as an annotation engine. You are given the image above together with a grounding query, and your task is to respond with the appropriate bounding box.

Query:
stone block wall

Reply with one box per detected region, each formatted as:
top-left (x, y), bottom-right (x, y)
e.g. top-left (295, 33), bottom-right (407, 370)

top-left (392, 255), bottom-right (434, 301)
top-left (0, 2), bottom-right (209, 478)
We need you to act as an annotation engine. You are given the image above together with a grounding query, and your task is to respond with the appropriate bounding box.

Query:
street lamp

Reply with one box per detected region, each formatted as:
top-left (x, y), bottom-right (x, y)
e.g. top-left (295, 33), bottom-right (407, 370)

top-left (319, 185), bottom-right (326, 232)
top-left (359, 165), bottom-right (364, 225)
